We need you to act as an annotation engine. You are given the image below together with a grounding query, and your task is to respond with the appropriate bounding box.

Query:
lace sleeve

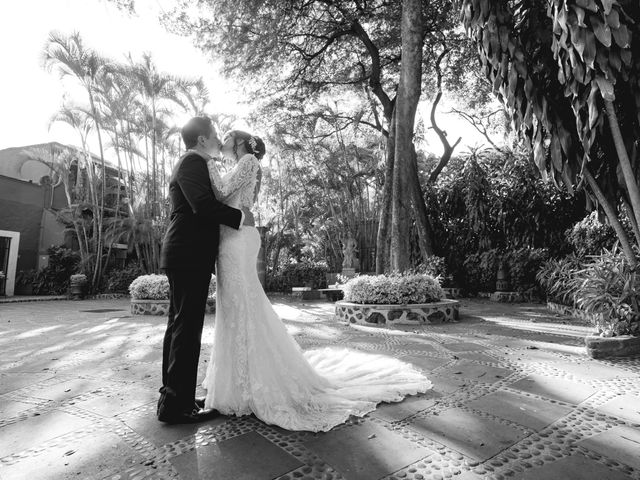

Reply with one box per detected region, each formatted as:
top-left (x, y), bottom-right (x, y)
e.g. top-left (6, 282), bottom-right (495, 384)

top-left (219, 154), bottom-right (260, 199)
top-left (206, 158), bottom-right (226, 200)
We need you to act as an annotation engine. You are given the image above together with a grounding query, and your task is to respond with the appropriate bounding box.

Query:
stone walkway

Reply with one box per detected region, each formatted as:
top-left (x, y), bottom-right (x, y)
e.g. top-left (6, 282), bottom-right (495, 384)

top-left (0, 297), bottom-right (639, 480)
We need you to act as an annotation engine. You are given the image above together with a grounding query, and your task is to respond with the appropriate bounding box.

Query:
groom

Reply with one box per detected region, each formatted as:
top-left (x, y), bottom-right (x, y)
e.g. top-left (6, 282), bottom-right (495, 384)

top-left (158, 116), bottom-right (243, 424)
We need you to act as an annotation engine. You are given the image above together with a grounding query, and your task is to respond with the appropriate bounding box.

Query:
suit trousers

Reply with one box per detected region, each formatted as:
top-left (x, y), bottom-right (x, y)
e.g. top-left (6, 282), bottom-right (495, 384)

top-left (158, 268), bottom-right (212, 413)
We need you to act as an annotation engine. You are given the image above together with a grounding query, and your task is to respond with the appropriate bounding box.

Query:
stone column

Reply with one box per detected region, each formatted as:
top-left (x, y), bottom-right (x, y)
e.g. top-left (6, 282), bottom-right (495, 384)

top-left (256, 226), bottom-right (268, 288)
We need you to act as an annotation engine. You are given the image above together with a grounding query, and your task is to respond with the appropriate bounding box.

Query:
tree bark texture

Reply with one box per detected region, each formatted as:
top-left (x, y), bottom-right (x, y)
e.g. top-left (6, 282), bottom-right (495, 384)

top-left (376, 106), bottom-right (396, 274)
top-left (409, 145), bottom-right (434, 259)
top-left (391, 0), bottom-right (424, 272)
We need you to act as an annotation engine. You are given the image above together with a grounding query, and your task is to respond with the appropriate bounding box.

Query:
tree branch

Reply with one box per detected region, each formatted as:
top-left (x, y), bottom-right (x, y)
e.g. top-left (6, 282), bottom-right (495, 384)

top-left (449, 108), bottom-right (508, 154)
top-left (428, 47), bottom-right (461, 184)
top-left (351, 20), bottom-right (393, 121)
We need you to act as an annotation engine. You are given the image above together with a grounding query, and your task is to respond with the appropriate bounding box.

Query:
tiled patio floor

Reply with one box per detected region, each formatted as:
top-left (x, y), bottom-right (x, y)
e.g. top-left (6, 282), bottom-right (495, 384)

top-left (0, 297), bottom-right (638, 479)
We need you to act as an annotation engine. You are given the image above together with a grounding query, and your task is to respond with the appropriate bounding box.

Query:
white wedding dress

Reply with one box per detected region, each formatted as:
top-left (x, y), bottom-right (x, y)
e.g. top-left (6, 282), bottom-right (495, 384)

top-left (203, 154), bottom-right (431, 432)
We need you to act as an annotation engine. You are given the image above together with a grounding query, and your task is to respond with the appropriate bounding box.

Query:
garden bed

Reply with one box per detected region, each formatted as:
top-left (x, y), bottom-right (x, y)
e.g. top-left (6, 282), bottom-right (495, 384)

top-left (335, 299), bottom-right (459, 326)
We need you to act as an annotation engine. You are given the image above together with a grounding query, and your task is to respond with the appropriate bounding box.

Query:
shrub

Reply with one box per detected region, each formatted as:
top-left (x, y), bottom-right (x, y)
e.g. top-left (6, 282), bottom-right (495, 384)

top-left (104, 264), bottom-right (145, 293)
top-left (265, 272), bottom-right (289, 292)
top-left (503, 248), bottom-right (550, 296)
top-left (129, 274), bottom-right (170, 300)
top-left (536, 255), bottom-right (582, 306)
top-left (566, 211), bottom-right (617, 257)
top-left (463, 250), bottom-right (500, 293)
top-left (15, 269), bottom-right (37, 294)
top-left (574, 250), bottom-right (640, 337)
top-left (129, 274), bottom-right (216, 300)
top-left (33, 246), bottom-right (81, 295)
top-left (266, 261), bottom-right (329, 292)
top-left (343, 273), bottom-right (445, 304)
top-left (283, 260), bottom-right (328, 289)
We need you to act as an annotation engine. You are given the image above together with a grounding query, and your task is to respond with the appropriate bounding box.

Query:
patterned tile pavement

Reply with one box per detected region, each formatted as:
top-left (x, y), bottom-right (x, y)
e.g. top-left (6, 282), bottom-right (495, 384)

top-left (0, 297), bottom-right (639, 479)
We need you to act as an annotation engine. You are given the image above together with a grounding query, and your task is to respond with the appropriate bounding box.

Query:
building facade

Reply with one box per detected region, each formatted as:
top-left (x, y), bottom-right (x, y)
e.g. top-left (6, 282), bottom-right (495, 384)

top-left (0, 142), bottom-right (121, 295)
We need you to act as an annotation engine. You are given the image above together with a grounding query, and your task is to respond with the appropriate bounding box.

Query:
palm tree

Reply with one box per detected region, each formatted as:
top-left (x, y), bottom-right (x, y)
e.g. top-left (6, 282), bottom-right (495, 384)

top-left (128, 52), bottom-right (197, 218)
top-left (43, 31), bottom-right (110, 288)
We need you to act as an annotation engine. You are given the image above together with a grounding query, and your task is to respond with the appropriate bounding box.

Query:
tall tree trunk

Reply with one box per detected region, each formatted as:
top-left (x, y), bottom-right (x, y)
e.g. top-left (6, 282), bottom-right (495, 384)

top-left (409, 146), bottom-right (435, 259)
top-left (584, 168), bottom-right (637, 266)
top-left (88, 91), bottom-right (106, 290)
top-left (390, 0), bottom-right (424, 272)
top-left (376, 106), bottom-right (396, 273)
top-left (151, 100), bottom-right (158, 218)
top-left (604, 100), bottom-right (640, 236)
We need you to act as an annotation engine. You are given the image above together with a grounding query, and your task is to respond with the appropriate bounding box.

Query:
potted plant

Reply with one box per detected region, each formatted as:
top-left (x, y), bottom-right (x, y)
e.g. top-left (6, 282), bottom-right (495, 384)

top-left (69, 273), bottom-right (88, 299)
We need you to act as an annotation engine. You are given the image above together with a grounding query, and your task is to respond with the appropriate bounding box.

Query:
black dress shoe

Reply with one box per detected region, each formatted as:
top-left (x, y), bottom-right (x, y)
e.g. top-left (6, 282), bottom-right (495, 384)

top-left (158, 407), bottom-right (219, 424)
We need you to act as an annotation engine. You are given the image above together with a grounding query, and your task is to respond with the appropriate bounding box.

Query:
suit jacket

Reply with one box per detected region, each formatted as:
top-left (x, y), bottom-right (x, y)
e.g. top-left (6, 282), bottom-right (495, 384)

top-left (160, 151), bottom-right (242, 272)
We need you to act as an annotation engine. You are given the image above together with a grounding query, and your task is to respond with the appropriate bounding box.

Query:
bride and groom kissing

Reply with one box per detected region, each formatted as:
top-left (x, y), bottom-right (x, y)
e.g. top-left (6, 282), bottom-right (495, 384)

top-left (157, 115), bottom-right (432, 431)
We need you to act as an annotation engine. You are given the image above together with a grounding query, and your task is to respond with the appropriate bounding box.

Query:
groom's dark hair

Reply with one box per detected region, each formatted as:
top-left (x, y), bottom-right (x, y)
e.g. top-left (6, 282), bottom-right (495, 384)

top-left (181, 116), bottom-right (214, 149)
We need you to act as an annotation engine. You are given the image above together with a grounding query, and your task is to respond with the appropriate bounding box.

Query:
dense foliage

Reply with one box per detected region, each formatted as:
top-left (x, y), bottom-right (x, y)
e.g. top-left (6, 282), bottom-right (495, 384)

top-left (537, 254), bottom-right (583, 306)
top-left (565, 211), bottom-right (618, 257)
top-left (537, 249), bottom-right (640, 337)
top-left (30, 246), bottom-right (81, 295)
top-left (102, 263), bottom-right (146, 294)
top-left (425, 149), bottom-right (583, 285)
top-left (576, 250), bottom-right (640, 336)
top-left (266, 261), bottom-right (329, 292)
top-left (462, 0), bottom-right (640, 265)
top-left (463, 247), bottom-right (549, 296)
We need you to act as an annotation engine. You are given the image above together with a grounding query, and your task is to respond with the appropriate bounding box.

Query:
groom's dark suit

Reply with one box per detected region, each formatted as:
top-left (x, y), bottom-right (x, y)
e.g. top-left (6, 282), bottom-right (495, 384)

top-left (158, 151), bottom-right (242, 418)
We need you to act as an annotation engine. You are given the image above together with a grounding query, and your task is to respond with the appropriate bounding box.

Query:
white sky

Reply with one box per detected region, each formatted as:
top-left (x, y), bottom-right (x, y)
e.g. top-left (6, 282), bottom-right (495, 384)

top-left (0, 0), bottom-right (243, 152)
top-left (0, 0), bottom-right (495, 156)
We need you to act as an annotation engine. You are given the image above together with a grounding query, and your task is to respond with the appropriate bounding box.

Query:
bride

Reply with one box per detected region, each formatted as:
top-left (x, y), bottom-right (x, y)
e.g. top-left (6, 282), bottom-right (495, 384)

top-left (203, 130), bottom-right (431, 432)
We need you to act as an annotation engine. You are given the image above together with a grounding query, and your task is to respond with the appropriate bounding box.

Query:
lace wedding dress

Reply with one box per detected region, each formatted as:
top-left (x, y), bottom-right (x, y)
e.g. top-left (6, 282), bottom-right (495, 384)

top-left (203, 154), bottom-right (432, 432)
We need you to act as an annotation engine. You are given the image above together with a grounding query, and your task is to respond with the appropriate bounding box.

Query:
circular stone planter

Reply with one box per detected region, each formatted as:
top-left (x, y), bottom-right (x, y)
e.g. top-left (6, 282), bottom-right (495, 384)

top-left (335, 299), bottom-right (459, 326)
top-left (131, 298), bottom-right (216, 316)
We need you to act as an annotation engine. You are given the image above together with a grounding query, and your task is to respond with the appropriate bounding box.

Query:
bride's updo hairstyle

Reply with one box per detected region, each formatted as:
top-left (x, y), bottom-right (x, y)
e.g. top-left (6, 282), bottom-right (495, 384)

top-left (229, 130), bottom-right (266, 160)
